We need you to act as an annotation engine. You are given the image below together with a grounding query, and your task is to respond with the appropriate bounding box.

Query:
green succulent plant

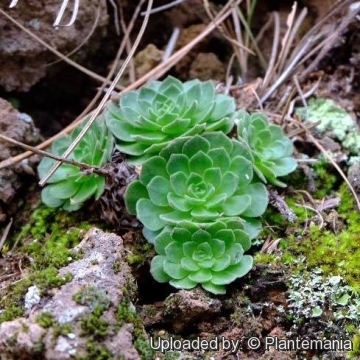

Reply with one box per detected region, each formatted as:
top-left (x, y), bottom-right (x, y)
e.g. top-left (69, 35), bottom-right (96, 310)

top-left (105, 76), bottom-right (239, 164)
top-left (151, 220), bottom-right (253, 294)
top-left (236, 110), bottom-right (297, 187)
top-left (38, 118), bottom-right (114, 211)
top-left (124, 132), bottom-right (269, 238)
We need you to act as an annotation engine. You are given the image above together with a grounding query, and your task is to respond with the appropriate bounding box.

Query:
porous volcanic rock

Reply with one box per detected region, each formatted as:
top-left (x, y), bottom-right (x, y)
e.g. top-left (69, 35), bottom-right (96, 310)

top-left (0, 228), bottom-right (144, 360)
top-left (0, 0), bottom-right (108, 91)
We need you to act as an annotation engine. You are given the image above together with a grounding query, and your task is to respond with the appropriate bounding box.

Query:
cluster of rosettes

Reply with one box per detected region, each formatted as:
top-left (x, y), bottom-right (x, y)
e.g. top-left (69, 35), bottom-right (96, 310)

top-left (125, 132), bottom-right (268, 294)
top-left (151, 220), bottom-right (254, 295)
top-left (38, 118), bottom-right (113, 211)
top-left (38, 76), bottom-right (297, 294)
top-left (105, 76), bottom-right (238, 164)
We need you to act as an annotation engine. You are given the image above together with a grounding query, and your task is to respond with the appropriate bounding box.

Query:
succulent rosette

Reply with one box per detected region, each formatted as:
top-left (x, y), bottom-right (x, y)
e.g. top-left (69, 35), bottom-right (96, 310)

top-left (38, 118), bottom-right (114, 211)
top-left (105, 76), bottom-right (239, 164)
top-left (124, 132), bottom-right (269, 236)
top-left (236, 110), bottom-right (297, 187)
top-left (150, 220), bottom-right (253, 294)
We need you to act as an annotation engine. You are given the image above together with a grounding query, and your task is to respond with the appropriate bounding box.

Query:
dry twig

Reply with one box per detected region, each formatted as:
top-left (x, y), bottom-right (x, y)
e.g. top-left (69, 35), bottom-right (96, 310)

top-left (39, 0), bottom-right (154, 186)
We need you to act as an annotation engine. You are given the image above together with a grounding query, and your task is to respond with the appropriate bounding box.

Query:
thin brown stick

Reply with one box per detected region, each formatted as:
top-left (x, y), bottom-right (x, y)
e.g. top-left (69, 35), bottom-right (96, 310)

top-left (46, 4), bottom-right (102, 67)
top-left (113, 2), bottom-right (236, 98)
top-left (0, 7), bottom-right (123, 91)
top-left (0, 218), bottom-right (12, 253)
top-left (0, 0), bottom-right (146, 170)
top-left (0, 133), bottom-right (108, 175)
top-left (1, 0), bottom-right (233, 172)
top-left (119, 3), bottom-right (136, 83)
top-left (297, 120), bottom-right (360, 210)
top-left (39, 0), bottom-right (154, 186)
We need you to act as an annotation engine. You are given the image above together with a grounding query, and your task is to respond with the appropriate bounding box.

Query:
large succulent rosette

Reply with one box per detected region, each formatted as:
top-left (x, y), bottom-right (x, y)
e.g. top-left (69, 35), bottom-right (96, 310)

top-left (236, 111), bottom-right (297, 187)
top-left (151, 220), bottom-right (253, 294)
top-left (105, 76), bottom-right (239, 164)
top-left (124, 132), bottom-right (269, 238)
top-left (38, 118), bottom-right (114, 211)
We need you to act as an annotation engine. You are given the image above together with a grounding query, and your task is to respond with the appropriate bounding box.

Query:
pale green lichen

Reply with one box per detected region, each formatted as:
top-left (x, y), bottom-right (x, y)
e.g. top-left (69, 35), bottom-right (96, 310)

top-left (295, 98), bottom-right (360, 154)
top-left (287, 267), bottom-right (360, 324)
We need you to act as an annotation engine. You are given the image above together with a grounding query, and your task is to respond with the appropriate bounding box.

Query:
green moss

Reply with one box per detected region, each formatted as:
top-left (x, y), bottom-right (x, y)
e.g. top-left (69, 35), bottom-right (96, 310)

top-left (35, 312), bottom-right (56, 328)
top-left (73, 286), bottom-right (112, 311)
top-left (350, 333), bottom-right (360, 358)
top-left (163, 352), bottom-right (181, 360)
top-left (254, 253), bottom-right (277, 266)
top-left (76, 341), bottom-right (112, 360)
top-left (53, 323), bottom-right (73, 337)
top-left (35, 312), bottom-right (73, 338)
top-left (0, 268), bottom-right (72, 323)
top-left (126, 236), bottom-right (154, 268)
top-left (112, 261), bottom-right (122, 274)
top-left (80, 305), bottom-right (109, 338)
top-left (21, 206), bottom-right (91, 269)
top-left (312, 160), bottom-right (338, 198)
top-left (0, 305), bottom-right (24, 323)
top-left (73, 287), bottom-right (112, 339)
top-left (117, 298), bottom-right (155, 360)
top-left (279, 183), bottom-right (360, 291)
top-left (0, 205), bottom-right (92, 323)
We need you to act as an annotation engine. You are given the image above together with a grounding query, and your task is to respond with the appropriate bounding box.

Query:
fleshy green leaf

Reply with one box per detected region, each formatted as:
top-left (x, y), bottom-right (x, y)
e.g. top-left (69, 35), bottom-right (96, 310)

top-left (163, 260), bottom-right (189, 279)
top-left (136, 199), bottom-right (168, 231)
top-left (139, 156), bottom-right (168, 185)
top-left (201, 282), bottom-right (226, 295)
top-left (181, 258), bottom-right (200, 272)
top-left (48, 180), bottom-right (79, 199)
top-left (189, 152), bottom-right (213, 175)
top-left (182, 136), bottom-right (210, 158)
top-left (166, 154), bottom-right (189, 175)
top-left (211, 255), bottom-right (253, 285)
top-left (41, 187), bottom-right (65, 208)
top-left (170, 277), bottom-right (197, 290)
top-left (124, 181), bottom-right (148, 215)
top-left (212, 255), bottom-right (231, 272)
top-left (221, 195), bottom-right (251, 216)
top-left (165, 242), bottom-right (185, 263)
top-left (150, 256), bottom-right (171, 282)
top-left (147, 176), bottom-right (171, 206)
top-left (238, 183), bottom-right (268, 217)
top-left (188, 268), bottom-right (212, 283)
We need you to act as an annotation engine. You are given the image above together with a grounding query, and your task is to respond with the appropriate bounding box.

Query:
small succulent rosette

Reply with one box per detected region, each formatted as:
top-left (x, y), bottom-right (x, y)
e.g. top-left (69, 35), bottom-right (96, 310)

top-left (236, 110), bottom-right (297, 187)
top-left (124, 132), bottom-right (269, 237)
top-left (105, 76), bottom-right (240, 164)
top-left (37, 118), bottom-right (114, 211)
top-left (150, 220), bottom-right (253, 294)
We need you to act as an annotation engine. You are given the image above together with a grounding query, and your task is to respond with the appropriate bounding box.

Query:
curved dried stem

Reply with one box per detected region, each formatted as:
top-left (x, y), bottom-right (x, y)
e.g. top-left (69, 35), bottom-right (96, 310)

top-left (1, 0), bottom-right (234, 172)
top-left (39, 0), bottom-right (154, 186)
top-left (0, 7), bottom-right (123, 91)
top-left (297, 119), bottom-right (360, 211)
top-left (0, 0), bottom-right (146, 170)
top-left (0, 133), bottom-right (106, 175)
top-left (112, 1), bottom-right (236, 98)
top-left (46, 4), bottom-right (102, 67)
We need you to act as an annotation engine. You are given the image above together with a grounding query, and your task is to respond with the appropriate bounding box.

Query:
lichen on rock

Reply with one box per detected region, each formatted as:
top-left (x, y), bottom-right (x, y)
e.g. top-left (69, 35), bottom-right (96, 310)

top-left (0, 228), bottom-right (150, 360)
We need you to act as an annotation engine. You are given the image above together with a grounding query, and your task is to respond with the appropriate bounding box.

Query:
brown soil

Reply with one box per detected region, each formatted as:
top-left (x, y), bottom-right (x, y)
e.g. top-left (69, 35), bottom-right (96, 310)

top-left (1, 1), bottom-right (360, 359)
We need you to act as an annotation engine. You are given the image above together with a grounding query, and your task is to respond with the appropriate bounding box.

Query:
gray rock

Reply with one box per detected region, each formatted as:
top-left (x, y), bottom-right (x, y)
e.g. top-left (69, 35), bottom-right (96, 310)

top-left (0, 228), bottom-right (144, 360)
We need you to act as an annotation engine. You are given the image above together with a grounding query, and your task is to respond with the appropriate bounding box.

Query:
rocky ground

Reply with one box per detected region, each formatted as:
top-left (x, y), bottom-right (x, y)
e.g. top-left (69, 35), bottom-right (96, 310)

top-left (1, 1), bottom-right (360, 359)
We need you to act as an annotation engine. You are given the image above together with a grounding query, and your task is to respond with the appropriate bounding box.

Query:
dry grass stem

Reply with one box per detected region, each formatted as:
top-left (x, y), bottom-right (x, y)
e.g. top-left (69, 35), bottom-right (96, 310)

top-left (0, 133), bottom-right (107, 175)
top-left (297, 119), bottom-right (360, 211)
top-left (0, 219), bottom-right (12, 253)
top-left (46, 5), bottom-right (102, 67)
top-left (39, 0), bottom-right (154, 186)
top-left (0, 7), bottom-right (123, 91)
top-left (0, 0), bottom-right (147, 170)
top-left (53, 0), bottom-right (79, 27)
